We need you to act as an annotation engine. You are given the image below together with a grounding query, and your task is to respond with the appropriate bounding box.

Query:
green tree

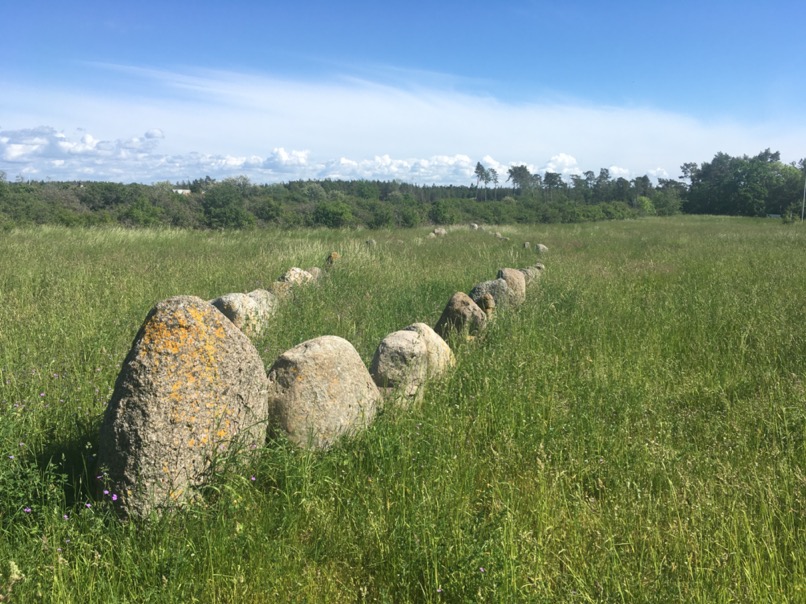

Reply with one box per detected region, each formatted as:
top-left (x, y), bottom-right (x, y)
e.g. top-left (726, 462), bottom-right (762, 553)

top-left (507, 165), bottom-right (532, 194)
top-left (202, 182), bottom-right (254, 229)
top-left (311, 201), bottom-right (355, 228)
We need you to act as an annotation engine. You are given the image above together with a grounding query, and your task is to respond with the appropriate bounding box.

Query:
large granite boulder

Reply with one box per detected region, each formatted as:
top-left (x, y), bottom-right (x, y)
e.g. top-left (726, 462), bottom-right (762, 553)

top-left (210, 289), bottom-right (278, 338)
top-left (434, 292), bottom-right (488, 340)
top-left (267, 336), bottom-right (380, 449)
top-left (497, 268), bottom-right (526, 306)
top-left (97, 296), bottom-right (269, 519)
top-left (403, 323), bottom-right (455, 379)
top-left (370, 329), bottom-right (429, 400)
top-left (370, 323), bottom-right (455, 404)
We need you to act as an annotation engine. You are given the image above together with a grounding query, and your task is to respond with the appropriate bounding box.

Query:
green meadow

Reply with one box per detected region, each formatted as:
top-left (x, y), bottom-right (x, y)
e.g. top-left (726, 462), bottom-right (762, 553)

top-left (1, 216), bottom-right (805, 602)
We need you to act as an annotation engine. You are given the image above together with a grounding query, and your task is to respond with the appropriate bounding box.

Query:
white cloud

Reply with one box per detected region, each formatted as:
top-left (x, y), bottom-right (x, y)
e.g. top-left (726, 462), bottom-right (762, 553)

top-left (542, 153), bottom-right (581, 177)
top-left (2, 65), bottom-right (805, 183)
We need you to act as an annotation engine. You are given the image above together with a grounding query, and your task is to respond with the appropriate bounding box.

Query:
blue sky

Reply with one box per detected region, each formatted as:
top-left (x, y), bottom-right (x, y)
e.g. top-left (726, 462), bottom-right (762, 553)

top-left (2, 0), bottom-right (805, 185)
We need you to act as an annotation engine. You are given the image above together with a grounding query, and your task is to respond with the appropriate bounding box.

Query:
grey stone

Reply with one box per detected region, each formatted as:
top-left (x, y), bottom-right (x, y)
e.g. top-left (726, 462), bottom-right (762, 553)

top-left (97, 296), bottom-right (269, 519)
top-left (497, 268), bottom-right (526, 306)
top-left (523, 241), bottom-right (531, 249)
top-left (267, 336), bottom-right (380, 450)
top-left (535, 243), bottom-right (549, 254)
top-left (434, 292), bottom-right (488, 340)
top-left (306, 267), bottom-right (324, 282)
top-left (469, 278), bottom-right (514, 309)
top-left (520, 265), bottom-right (544, 285)
top-left (210, 289), bottom-right (278, 338)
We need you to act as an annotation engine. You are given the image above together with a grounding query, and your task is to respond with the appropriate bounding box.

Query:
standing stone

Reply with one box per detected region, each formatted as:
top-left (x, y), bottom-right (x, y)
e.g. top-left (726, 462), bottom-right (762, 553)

top-left (210, 289), bottom-right (278, 338)
top-left (97, 296), bottom-right (269, 519)
top-left (520, 265), bottom-right (544, 285)
top-left (403, 323), bottom-right (455, 378)
top-left (523, 242), bottom-right (531, 249)
top-left (267, 336), bottom-right (380, 450)
top-left (469, 278), bottom-right (513, 309)
top-left (497, 268), bottom-right (527, 306)
top-left (370, 329), bottom-right (429, 400)
top-left (476, 293), bottom-right (496, 319)
top-left (306, 267), bottom-right (324, 282)
top-left (434, 292), bottom-right (488, 340)
top-left (278, 267), bottom-right (315, 286)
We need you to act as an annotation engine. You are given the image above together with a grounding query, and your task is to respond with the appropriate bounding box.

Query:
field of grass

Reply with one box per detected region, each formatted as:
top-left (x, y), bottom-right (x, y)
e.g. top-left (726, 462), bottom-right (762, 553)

top-left (1, 216), bottom-right (805, 602)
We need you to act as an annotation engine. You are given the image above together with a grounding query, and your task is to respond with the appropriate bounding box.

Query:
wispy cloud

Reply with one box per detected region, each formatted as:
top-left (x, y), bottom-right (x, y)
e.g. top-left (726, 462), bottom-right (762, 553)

top-left (1, 64), bottom-right (803, 183)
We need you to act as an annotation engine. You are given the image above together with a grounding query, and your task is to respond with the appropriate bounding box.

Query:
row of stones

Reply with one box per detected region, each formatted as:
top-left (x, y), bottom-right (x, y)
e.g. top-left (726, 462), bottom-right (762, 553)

top-left (96, 243), bottom-right (546, 519)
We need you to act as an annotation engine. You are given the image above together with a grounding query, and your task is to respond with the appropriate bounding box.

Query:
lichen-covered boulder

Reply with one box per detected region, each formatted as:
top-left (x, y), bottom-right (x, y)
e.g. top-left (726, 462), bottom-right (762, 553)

top-left (497, 268), bottom-right (526, 306)
top-left (370, 329), bottom-right (429, 400)
top-left (267, 336), bottom-right (380, 450)
top-left (210, 289), bottom-right (278, 338)
top-left (97, 296), bottom-right (269, 519)
top-left (434, 292), bottom-right (488, 340)
top-left (469, 278), bottom-right (514, 309)
top-left (403, 323), bottom-right (455, 379)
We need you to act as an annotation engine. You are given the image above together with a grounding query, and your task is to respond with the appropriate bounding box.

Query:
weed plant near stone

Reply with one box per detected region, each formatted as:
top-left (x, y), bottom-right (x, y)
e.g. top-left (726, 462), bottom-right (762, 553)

top-left (1, 218), bottom-right (806, 602)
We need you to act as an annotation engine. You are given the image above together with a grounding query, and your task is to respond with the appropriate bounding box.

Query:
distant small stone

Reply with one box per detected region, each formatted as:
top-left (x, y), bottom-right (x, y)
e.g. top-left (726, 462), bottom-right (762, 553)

top-left (519, 266), bottom-right (544, 285)
top-left (325, 251), bottom-right (341, 266)
top-left (278, 267), bottom-right (315, 286)
top-left (535, 243), bottom-right (549, 254)
top-left (434, 292), bottom-right (487, 340)
top-left (97, 296), bottom-right (269, 519)
top-left (427, 232), bottom-right (437, 239)
top-left (469, 223), bottom-right (479, 230)
top-left (267, 336), bottom-right (380, 449)
top-left (306, 267), bottom-right (324, 282)
top-left (433, 227), bottom-right (447, 237)
top-left (365, 239), bottom-right (377, 247)
top-left (523, 242), bottom-right (531, 249)
top-left (210, 289), bottom-right (278, 338)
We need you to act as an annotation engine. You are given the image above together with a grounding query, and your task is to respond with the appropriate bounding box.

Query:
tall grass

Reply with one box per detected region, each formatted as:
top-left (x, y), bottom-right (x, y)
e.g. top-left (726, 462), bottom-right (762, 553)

top-left (1, 217), bottom-right (805, 602)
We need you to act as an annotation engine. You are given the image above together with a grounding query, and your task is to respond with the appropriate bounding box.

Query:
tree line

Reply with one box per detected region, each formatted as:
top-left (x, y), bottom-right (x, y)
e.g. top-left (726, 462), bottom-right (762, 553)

top-left (0, 149), bottom-right (802, 230)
